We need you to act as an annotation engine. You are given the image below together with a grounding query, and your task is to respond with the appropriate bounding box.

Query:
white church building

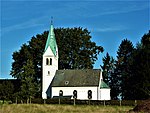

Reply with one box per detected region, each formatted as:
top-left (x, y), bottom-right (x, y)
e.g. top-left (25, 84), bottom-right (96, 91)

top-left (42, 22), bottom-right (110, 100)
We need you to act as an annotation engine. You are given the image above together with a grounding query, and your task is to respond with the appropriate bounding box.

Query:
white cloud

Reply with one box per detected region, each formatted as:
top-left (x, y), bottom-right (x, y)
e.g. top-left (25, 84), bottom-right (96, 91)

top-left (95, 25), bottom-right (127, 32)
top-left (100, 3), bottom-right (149, 16)
top-left (1, 17), bottom-right (46, 34)
top-left (63, 1), bottom-right (149, 18)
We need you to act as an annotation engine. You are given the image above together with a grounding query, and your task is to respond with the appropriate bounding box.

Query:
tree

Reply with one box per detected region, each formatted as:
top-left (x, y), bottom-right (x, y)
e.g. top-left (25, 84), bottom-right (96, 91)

top-left (113, 39), bottom-right (134, 99)
top-left (55, 27), bottom-right (103, 69)
top-left (100, 52), bottom-right (118, 100)
top-left (0, 81), bottom-right (14, 103)
top-left (127, 31), bottom-right (150, 99)
top-left (20, 59), bottom-right (38, 103)
top-left (10, 27), bottom-right (104, 97)
top-left (100, 52), bottom-right (115, 86)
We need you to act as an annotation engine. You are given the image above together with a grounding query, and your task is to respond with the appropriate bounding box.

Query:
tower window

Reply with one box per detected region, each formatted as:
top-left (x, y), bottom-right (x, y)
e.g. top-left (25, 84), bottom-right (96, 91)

top-left (50, 58), bottom-right (52, 65)
top-left (46, 58), bottom-right (49, 65)
top-left (48, 71), bottom-right (50, 75)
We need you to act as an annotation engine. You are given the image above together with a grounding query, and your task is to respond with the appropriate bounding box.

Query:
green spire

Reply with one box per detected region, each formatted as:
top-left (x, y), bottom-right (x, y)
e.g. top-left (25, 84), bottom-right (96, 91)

top-left (44, 22), bottom-right (57, 56)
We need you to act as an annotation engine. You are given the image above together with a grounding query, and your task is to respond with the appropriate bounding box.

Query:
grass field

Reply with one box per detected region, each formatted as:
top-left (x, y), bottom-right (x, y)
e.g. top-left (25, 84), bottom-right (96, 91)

top-left (0, 104), bottom-right (133, 113)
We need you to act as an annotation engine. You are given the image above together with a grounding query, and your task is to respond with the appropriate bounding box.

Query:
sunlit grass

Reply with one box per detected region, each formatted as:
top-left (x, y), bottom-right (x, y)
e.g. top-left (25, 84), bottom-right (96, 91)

top-left (0, 104), bottom-right (133, 113)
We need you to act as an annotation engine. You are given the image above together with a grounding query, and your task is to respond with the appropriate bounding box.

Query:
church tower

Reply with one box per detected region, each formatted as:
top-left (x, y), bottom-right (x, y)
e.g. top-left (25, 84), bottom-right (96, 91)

top-left (42, 21), bottom-right (58, 99)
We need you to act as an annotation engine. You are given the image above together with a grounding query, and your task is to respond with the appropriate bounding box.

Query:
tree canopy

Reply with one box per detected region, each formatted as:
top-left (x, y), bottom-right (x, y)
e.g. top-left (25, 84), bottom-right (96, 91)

top-left (55, 27), bottom-right (103, 69)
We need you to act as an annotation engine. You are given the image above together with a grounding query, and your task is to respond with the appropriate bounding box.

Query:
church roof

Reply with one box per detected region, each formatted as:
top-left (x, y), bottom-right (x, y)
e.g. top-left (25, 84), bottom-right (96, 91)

top-left (51, 69), bottom-right (101, 87)
top-left (44, 23), bottom-right (57, 56)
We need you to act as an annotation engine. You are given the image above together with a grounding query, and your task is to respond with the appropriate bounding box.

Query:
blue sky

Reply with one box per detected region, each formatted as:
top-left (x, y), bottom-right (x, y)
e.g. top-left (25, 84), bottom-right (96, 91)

top-left (1, 0), bottom-right (149, 79)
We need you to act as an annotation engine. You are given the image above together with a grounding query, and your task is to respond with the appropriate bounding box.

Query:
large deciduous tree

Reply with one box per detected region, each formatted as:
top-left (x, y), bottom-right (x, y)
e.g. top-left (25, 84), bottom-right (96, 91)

top-left (55, 27), bottom-right (103, 69)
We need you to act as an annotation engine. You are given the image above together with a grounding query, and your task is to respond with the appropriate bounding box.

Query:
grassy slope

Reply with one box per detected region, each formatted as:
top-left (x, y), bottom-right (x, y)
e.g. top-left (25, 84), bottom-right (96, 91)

top-left (0, 104), bottom-right (133, 113)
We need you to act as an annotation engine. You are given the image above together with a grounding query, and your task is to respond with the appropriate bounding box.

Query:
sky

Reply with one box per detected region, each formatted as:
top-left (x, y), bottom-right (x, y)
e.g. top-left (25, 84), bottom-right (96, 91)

top-left (0, 0), bottom-right (149, 79)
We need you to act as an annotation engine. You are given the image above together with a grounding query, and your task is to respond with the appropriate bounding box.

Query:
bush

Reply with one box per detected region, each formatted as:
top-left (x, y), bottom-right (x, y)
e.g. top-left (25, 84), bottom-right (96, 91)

top-left (31, 98), bottom-right (44, 104)
top-left (9, 98), bottom-right (144, 106)
top-left (121, 100), bottom-right (135, 106)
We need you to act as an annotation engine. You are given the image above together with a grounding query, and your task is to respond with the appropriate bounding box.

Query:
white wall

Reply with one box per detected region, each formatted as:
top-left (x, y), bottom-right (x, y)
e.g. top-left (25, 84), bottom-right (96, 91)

top-left (100, 89), bottom-right (111, 100)
top-left (52, 87), bottom-right (98, 100)
top-left (52, 87), bottom-right (111, 100)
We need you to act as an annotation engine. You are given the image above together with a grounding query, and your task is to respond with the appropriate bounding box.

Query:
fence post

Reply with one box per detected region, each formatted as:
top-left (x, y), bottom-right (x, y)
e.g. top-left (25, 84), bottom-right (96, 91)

top-left (74, 98), bottom-right (76, 106)
top-left (135, 100), bottom-right (137, 106)
top-left (21, 100), bottom-right (23, 104)
top-left (119, 100), bottom-right (122, 106)
top-left (59, 98), bottom-right (60, 105)
top-left (30, 97), bottom-right (31, 104)
top-left (15, 97), bottom-right (17, 104)
top-left (104, 100), bottom-right (105, 106)
top-left (89, 99), bottom-right (91, 105)
top-left (44, 99), bottom-right (46, 104)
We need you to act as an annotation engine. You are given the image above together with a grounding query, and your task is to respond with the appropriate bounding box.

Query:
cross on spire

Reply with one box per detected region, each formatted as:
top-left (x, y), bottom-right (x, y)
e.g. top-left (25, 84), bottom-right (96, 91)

top-left (51, 16), bottom-right (53, 25)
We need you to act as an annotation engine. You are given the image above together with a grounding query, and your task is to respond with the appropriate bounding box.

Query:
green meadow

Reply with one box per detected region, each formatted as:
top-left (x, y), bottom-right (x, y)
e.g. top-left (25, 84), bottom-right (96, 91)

top-left (0, 104), bottom-right (133, 113)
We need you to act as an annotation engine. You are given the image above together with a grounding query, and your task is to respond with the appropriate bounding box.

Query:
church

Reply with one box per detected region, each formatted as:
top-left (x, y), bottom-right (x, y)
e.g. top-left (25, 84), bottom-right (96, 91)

top-left (42, 22), bottom-right (110, 100)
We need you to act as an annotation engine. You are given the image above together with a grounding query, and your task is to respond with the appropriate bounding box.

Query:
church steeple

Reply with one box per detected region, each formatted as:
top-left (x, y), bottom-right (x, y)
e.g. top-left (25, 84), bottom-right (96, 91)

top-left (44, 19), bottom-right (57, 56)
top-left (42, 20), bottom-right (58, 99)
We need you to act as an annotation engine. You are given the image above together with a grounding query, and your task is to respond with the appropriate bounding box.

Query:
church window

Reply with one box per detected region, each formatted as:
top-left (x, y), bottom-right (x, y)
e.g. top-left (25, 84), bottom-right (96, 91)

top-left (65, 81), bottom-right (69, 85)
top-left (59, 90), bottom-right (63, 97)
top-left (50, 58), bottom-right (52, 65)
top-left (48, 71), bottom-right (50, 75)
top-left (73, 90), bottom-right (77, 99)
top-left (88, 90), bottom-right (92, 99)
top-left (46, 58), bottom-right (49, 65)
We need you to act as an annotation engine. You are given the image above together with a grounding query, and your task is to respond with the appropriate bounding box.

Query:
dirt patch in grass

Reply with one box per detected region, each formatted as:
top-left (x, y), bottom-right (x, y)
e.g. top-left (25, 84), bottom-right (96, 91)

top-left (129, 100), bottom-right (150, 113)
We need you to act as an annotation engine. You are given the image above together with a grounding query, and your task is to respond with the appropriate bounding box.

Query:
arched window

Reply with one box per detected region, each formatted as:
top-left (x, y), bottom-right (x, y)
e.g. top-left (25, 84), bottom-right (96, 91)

top-left (50, 58), bottom-right (52, 65)
top-left (59, 90), bottom-right (63, 97)
top-left (88, 90), bottom-right (92, 99)
top-left (48, 71), bottom-right (50, 75)
top-left (46, 58), bottom-right (49, 65)
top-left (73, 90), bottom-right (77, 99)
